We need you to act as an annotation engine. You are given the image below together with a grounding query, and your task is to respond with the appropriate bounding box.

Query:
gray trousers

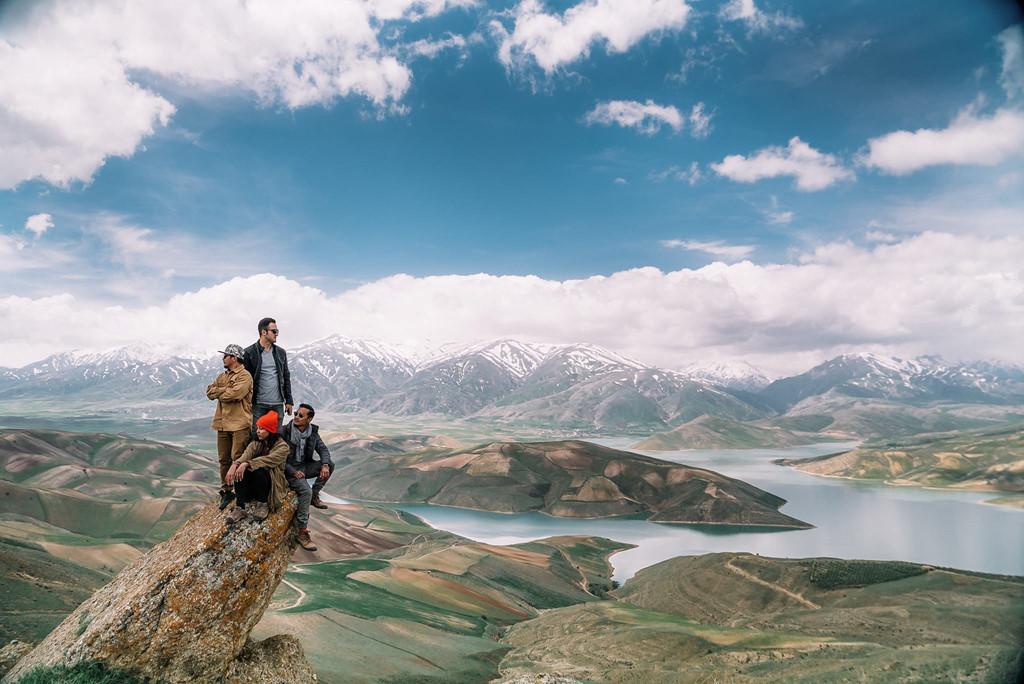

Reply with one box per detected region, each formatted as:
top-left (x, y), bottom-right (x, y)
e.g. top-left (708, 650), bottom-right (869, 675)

top-left (287, 460), bottom-right (334, 528)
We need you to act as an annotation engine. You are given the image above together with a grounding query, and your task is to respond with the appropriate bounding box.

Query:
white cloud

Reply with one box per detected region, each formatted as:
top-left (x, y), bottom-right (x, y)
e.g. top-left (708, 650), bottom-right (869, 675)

top-left (493, 0), bottom-right (690, 74)
top-left (3, 232), bottom-right (1022, 374)
top-left (0, 232), bottom-right (73, 273)
top-left (24, 213), bottom-right (54, 238)
top-left (613, 177), bottom-right (628, 185)
top-left (688, 102), bottom-right (713, 138)
top-left (584, 99), bottom-right (684, 134)
top-left (650, 162), bottom-right (701, 185)
top-left (865, 230), bottom-right (898, 244)
top-left (661, 239), bottom-right (755, 261)
top-left (863, 106), bottom-right (1024, 175)
top-left (719, 0), bottom-right (802, 35)
top-left (760, 195), bottom-right (793, 224)
top-left (997, 24), bottom-right (1023, 100)
top-left (712, 137), bottom-right (854, 191)
top-left (0, 0), bottom-right (473, 189)
top-left (403, 33), bottom-right (472, 60)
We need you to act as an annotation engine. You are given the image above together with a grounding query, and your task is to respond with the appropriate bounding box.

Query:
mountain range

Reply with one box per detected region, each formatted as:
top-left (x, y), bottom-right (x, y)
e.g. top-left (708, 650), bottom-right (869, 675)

top-left (0, 338), bottom-right (1022, 432)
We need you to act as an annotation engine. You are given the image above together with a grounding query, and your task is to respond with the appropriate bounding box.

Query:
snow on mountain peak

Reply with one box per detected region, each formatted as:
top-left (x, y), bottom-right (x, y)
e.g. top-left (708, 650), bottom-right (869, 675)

top-left (420, 339), bottom-right (546, 378)
top-left (678, 360), bottom-right (771, 390)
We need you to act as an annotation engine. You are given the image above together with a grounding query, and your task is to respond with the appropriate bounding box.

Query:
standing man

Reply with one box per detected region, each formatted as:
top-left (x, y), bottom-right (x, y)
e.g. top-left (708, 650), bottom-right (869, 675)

top-left (242, 317), bottom-right (293, 436)
top-left (206, 344), bottom-right (253, 511)
top-left (283, 403), bottom-right (333, 551)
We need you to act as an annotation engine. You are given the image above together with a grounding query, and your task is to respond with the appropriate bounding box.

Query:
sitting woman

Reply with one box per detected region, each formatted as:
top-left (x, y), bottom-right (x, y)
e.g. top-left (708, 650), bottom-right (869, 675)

top-left (224, 410), bottom-right (290, 524)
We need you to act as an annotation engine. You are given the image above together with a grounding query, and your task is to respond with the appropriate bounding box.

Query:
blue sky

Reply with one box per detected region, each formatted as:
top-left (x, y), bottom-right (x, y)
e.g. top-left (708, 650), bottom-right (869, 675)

top-left (1, 0), bottom-right (1023, 370)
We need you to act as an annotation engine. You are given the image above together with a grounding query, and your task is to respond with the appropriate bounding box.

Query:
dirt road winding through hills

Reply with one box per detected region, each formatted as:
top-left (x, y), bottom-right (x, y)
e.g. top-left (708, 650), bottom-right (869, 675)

top-left (724, 558), bottom-right (820, 610)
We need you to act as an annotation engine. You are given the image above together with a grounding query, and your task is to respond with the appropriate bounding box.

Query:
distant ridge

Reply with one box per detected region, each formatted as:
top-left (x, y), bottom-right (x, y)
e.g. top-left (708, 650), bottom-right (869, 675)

top-left (0, 339), bottom-right (1021, 432)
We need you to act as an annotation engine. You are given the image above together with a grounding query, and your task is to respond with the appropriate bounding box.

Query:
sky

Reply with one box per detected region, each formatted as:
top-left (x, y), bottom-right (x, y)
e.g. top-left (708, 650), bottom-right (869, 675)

top-left (1, 0), bottom-right (1023, 374)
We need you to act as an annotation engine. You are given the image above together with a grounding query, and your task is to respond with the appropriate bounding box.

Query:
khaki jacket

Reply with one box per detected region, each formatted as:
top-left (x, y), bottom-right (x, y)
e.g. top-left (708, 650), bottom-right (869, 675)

top-left (236, 437), bottom-right (290, 512)
top-left (207, 365), bottom-right (253, 432)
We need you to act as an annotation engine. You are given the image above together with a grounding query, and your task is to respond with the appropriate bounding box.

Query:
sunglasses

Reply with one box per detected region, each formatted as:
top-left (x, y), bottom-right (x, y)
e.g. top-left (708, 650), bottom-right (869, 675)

top-left (267, 329), bottom-right (280, 334)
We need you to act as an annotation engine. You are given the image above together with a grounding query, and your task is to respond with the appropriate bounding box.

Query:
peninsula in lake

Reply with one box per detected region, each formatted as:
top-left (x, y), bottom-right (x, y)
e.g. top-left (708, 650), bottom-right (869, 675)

top-left (632, 415), bottom-right (823, 450)
top-left (775, 425), bottom-right (1024, 506)
top-left (331, 439), bottom-right (813, 528)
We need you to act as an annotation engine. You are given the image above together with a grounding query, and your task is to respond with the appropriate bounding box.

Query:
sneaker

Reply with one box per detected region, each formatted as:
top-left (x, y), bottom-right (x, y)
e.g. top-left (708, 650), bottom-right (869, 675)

top-left (225, 505), bottom-right (246, 525)
top-left (297, 528), bottom-right (318, 552)
top-left (251, 502), bottom-right (270, 521)
top-left (218, 488), bottom-right (236, 511)
top-left (310, 495), bottom-right (328, 510)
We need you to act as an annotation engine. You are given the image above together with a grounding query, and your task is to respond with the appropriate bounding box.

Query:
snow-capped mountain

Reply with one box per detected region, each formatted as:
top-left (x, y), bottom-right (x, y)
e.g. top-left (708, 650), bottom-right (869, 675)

top-left (418, 339), bottom-right (547, 379)
top-left (760, 353), bottom-right (1024, 410)
top-left (290, 335), bottom-right (415, 408)
top-left (678, 360), bottom-right (772, 392)
top-left (0, 343), bottom-right (216, 400)
top-left (0, 341), bottom-right (1020, 430)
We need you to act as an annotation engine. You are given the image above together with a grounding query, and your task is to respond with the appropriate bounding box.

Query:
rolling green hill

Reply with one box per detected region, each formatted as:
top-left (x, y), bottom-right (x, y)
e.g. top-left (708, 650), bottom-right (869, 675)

top-left (332, 439), bottom-right (812, 528)
top-left (256, 534), bottom-right (631, 683)
top-left (498, 552), bottom-right (1024, 683)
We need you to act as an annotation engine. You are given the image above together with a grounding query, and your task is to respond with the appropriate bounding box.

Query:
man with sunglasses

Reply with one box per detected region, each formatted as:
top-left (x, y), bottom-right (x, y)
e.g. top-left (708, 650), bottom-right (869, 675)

top-left (242, 317), bottom-right (293, 436)
top-left (283, 403), bottom-right (333, 551)
top-left (206, 343), bottom-right (253, 511)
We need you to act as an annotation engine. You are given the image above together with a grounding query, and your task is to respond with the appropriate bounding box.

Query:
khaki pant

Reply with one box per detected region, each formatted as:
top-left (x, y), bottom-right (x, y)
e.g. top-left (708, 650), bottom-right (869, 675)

top-left (217, 428), bottom-right (251, 487)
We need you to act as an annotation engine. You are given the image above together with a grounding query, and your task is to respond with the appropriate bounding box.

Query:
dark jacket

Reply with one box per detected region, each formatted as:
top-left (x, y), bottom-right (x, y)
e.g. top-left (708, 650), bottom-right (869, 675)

top-left (281, 421), bottom-right (332, 477)
top-left (242, 341), bottom-right (293, 406)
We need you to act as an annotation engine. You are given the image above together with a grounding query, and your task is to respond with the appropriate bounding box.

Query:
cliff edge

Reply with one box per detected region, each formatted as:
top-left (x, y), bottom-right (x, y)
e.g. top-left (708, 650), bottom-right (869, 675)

top-left (3, 495), bottom-right (314, 683)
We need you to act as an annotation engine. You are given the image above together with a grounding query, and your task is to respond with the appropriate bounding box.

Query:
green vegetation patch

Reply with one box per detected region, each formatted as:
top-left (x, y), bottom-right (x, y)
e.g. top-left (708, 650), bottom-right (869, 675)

top-left (807, 558), bottom-right (928, 589)
top-left (0, 539), bottom-right (108, 642)
top-left (15, 661), bottom-right (152, 684)
top-left (282, 559), bottom-right (487, 635)
top-left (772, 414), bottom-right (835, 433)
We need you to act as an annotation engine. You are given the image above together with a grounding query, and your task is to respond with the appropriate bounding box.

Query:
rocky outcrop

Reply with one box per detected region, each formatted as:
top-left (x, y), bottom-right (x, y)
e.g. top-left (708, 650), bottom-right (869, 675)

top-left (224, 635), bottom-right (317, 683)
top-left (3, 496), bottom-right (308, 684)
top-left (0, 642), bottom-right (32, 680)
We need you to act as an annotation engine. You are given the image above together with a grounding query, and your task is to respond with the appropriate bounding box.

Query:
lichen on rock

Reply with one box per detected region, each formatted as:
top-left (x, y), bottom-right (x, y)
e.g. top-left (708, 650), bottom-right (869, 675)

top-left (3, 495), bottom-right (307, 684)
top-left (224, 635), bottom-right (317, 683)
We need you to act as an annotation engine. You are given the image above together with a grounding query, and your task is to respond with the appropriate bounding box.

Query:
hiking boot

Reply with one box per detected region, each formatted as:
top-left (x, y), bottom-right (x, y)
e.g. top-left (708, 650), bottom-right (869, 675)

top-left (218, 488), bottom-right (235, 511)
top-left (310, 494), bottom-right (328, 510)
top-left (297, 528), bottom-right (317, 552)
top-left (251, 502), bottom-right (269, 521)
top-left (225, 505), bottom-right (246, 525)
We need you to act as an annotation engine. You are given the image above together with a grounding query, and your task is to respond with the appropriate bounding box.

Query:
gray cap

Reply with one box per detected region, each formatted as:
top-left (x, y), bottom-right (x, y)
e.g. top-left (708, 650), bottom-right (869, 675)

top-left (218, 344), bottom-right (245, 359)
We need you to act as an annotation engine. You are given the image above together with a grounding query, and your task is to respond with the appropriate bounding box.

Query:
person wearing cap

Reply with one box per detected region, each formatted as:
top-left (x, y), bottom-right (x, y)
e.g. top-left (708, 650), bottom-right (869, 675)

top-left (224, 410), bottom-right (290, 524)
top-left (241, 317), bottom-right (292, 436)
top-left (206, 344), bottom-right (253, 511)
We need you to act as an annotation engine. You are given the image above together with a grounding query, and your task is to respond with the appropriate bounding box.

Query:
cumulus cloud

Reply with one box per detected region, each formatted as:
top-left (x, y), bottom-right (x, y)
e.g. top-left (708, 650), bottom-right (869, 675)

top-left (0, 0), bottom-right (473, 189)
top-left (712, 136), bottom-right (854, 190)
top-left (24, 213), bottom-right (53, 238)
top-left (998, 24), bottom-right (1023, 100)
top-left (493, 0), bottom-right (690, 74)
top-left (719, 0), bottom-right (802, 35)
top-left (2, 232), bottom-right (1021, 373)
top-left (863, 106), bottom-right (1024, 175)
top-left (584, 99), bottom-right (684, 134)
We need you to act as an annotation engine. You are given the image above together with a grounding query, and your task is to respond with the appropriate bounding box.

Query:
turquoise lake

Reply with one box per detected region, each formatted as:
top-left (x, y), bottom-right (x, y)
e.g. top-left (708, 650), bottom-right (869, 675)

top-left (324, 440), bottom-right (1024, 581)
